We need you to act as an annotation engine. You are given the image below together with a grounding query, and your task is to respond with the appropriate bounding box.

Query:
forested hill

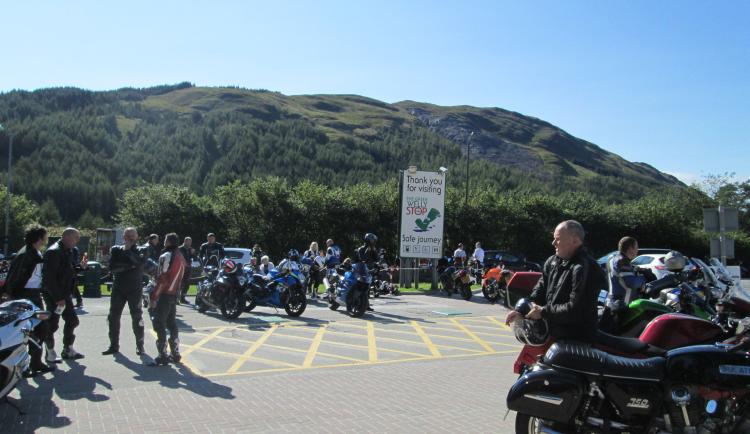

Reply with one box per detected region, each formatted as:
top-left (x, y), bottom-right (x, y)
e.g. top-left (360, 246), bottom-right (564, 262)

top-left (0, 82), bottom-right (683, 223)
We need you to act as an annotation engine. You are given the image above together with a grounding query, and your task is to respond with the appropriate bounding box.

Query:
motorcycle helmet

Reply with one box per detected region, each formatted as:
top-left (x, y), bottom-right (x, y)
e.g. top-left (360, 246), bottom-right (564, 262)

top-left (223, 259), bottom-right (239, 274)
top-left (364, 233), bottom-right (378, 244)
top-left (664, 251), bottom-right (687, 273)
top-left (288, 249), bottom-right (300, 262)
top-left (510, 298), bottom-right (550, 346)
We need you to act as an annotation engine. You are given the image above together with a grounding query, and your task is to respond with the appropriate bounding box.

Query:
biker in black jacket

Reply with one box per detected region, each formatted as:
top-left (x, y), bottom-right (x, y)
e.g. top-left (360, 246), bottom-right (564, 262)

top-left (355, 233), bottom-right (379, 311)
top-left (199, 233), bottom-right (225, 266)
top-left (102, 227), bottom-right (147, 356)
top-left (42, 228), bottom-right (84, 360)
top-left (505, 220), bottom-right (604, 343)
top-left (4, 224), bottom-right (54, 375)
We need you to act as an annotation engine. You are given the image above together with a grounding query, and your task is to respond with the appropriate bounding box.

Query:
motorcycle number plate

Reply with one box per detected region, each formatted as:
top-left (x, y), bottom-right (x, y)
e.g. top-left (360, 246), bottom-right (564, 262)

top-left (719, 365), bottom-right (750, 377)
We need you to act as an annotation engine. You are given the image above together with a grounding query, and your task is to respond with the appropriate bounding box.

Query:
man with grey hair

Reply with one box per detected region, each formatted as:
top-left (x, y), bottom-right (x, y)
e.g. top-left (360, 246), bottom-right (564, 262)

top-left (103, 227), bottom-right (147, 356)
top-left (505, 220), bottom-right (604, 343)
top-left (43, 227), bottom-right (86, 360)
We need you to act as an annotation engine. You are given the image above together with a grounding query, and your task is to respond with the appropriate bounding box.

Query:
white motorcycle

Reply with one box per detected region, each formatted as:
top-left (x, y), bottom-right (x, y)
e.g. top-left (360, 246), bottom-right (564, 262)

top-left (0, 299), bottom-right (49, 405)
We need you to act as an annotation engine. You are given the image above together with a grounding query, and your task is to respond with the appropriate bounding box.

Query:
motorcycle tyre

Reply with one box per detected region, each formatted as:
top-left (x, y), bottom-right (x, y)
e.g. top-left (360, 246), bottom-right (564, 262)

top-left (220, 293), bottom-right (244, 319)
top-left (196, 298), bottom-right (209, 313)
top-left (460, 284), bottom-right (472, 301)
top-left (515, 413), bottom-right (550, 434)
top-left (347, 293), bottom-right (367, 318)
top-left (245, 299), bottom-right (257, 312)
top-left (329, 300), bottom-right (340, 311)
top-left (284, 291), bottom-right (307, 317)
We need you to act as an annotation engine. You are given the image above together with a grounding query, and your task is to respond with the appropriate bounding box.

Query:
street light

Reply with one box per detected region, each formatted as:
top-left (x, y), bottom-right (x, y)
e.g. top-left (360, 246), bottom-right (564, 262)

top-left (0, 124), bottom-right (12, 257)
top-left (465, 131), bottom-right (473, 207)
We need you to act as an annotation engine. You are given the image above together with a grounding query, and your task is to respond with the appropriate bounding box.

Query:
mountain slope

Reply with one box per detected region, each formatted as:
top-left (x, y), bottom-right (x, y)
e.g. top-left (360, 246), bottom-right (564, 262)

top-left (0, 83), bottom-right (682, 222)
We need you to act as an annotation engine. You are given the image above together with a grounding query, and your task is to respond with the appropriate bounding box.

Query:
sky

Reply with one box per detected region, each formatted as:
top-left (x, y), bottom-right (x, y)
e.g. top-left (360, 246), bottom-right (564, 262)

top-left (1, 0), bottom-right (748, 185)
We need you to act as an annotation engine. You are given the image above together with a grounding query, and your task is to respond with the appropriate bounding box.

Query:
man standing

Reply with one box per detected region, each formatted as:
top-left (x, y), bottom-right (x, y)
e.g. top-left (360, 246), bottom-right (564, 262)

top-left (103, 227), bottom-right (146, 356)
top-left (607, 236), bottom-right (641, 309)
top-left (149, 233), bottom-right (187, 366)
top-left (355, 233), bottom-right (379, 311)
top-left (4, 224), bottom-right (55, 376)
top-left (199, 233), bottom-right (225, 267)
top-left (145, 234), bottom-right (161, 264)
top-left (43, 227), bottom-right (85, 360)
top-left (505, 220), bottom-right (604, 343)
top-left (453, 243), bottom-right (467, 267)
top-left (178, 236), bottom-right (195, 304)
top-left (471, 242), bottom-right (485, 267)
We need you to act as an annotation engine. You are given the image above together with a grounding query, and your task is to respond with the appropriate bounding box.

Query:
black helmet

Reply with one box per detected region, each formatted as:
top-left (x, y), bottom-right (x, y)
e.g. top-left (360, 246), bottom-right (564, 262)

top-left (364, 233), bottom-right (378, 244)
top-left (510, 298), bottom-right (550, 346)
top-left (288, 249), bottom-right (300, 262)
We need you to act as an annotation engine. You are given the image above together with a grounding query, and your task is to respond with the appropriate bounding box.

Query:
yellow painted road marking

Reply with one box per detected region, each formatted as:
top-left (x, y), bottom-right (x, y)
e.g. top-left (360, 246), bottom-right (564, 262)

top-left (450, 318), bottom-right (494, 352)
top-left (487, 316), bottom-right (511, 330)
top-left (411, 321), bottom-right (441, 357)
top-left (203, 349), bottom-right (520, 378)
top-left (227, 324), bottom-right (278, 373)
top-left (303, 325), bottom-right (327, 368)
top-left (180, 343), bottom-right (299, 368)
top-left (181, 327), bottom-right (227, 357)
top-left (367, 321), bottom-right (378, 362)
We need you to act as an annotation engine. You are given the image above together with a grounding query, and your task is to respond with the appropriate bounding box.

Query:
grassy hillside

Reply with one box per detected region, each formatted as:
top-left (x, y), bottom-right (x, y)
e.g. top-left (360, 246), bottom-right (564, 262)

top-left (0, 83), bottom-right (683, 223)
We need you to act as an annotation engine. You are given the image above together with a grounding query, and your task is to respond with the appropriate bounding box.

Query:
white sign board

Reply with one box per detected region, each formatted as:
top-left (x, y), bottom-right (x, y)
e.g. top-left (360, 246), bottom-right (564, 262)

top-left (726, 266), bottom-right (743, 289)
top-left (399, 170), bottom-right (445, 258)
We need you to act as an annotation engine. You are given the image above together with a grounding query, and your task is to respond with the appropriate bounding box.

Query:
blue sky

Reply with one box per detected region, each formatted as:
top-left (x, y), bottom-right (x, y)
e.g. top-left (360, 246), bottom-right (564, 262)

top-left (2, 0), bottom-right (748, 185)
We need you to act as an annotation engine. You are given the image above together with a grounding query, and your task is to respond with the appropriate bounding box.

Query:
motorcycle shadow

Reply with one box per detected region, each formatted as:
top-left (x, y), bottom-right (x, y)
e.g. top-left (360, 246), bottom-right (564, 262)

top-left (2, 359), bottom-right (111, 430)
top-left (114, 353), bottom-right (234, 400)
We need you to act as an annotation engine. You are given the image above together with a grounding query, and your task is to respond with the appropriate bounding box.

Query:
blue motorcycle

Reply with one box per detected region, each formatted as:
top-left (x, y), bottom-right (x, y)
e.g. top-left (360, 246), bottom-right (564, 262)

top-left (328, 262), bottom-right (371, 317)
top-left (243, 260), bottom-right (307, 317)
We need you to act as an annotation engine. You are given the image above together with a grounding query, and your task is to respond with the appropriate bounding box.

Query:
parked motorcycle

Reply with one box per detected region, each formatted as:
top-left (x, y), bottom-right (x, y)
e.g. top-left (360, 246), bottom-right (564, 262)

top-left (439, 265), bottom-right (473, 301)
top-left (244, 261), bottom-right (307, 317)
top-left (328, 262), bottom-right (370, 317)
top-left (369, 261), bottom-right (400, 298)
top-left (196, 259), bottom-right (247, 319)
top-left (507, 326), bottom-right (750, 433)
top-left (481, 265), bottom-right (513, 304)
top-left (0, 299), bottom-right (49, 402)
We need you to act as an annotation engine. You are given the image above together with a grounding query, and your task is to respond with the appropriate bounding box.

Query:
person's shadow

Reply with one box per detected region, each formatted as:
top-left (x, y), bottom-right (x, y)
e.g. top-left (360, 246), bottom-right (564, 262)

top-left (114, 353), bottom-right (234, 400)
top-left (0, 359), bottom-right (111, 431)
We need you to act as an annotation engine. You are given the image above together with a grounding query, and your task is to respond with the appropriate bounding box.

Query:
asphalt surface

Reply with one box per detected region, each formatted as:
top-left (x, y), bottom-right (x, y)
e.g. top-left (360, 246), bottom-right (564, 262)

top-left (0, 290), bottom-right (522, 433)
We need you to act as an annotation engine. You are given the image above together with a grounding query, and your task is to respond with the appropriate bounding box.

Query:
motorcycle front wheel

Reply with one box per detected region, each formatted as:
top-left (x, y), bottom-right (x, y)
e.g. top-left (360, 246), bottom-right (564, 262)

top-left (220, 291), bottom-right (244, 319)
top-left (460, 283), bottom-right (472, 301)
top-left (284, 289), bottom-right (307, 317)
top-left (347, 291), bottom-right (368, 318)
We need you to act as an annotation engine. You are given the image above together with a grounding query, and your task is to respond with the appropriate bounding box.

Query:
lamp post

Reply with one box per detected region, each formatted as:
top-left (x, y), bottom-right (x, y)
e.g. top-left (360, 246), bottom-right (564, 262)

top-left (465, 131), bottom-right (473, 207)
top-left (0, 124), bottom-right (12, 257)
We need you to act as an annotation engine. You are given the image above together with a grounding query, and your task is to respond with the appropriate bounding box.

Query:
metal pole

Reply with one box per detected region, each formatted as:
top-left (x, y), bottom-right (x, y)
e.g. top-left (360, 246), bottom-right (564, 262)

top-left (465, 132), bottom-right (472, 207)
top-left (4, 133), bottom-right (12, 257)
top-left (719, 203), bottom-right (727, 266)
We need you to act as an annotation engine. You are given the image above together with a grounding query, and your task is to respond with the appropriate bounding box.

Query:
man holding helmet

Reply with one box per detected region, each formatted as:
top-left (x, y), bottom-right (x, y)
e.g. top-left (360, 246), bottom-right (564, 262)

top-left (505, 220), bottom-right (604, 343)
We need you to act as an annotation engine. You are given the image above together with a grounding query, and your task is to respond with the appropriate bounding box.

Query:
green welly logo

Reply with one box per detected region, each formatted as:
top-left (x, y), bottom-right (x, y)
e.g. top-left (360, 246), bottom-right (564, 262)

top-left (414, 208), bottom-right (441, 232)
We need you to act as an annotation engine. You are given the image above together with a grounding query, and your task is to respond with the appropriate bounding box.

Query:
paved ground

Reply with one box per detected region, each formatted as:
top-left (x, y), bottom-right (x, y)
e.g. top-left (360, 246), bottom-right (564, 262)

top-left (0, 290), bottom-right (522, 433)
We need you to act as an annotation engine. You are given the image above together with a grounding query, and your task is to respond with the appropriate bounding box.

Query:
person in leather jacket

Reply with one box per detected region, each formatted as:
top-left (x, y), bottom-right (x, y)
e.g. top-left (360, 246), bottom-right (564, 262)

top-left (355, 233), bottom-right (379, 311)
top-left (505, 220), bottom-right (604, 343)
top-left (199, 233), bottom-right (225, 266)
top-left (3, 224), bottom-right (55, 376)
top-left (43, 227), bottom-right (85, 360)
top-left (102, 227), bottom-right (147, 356)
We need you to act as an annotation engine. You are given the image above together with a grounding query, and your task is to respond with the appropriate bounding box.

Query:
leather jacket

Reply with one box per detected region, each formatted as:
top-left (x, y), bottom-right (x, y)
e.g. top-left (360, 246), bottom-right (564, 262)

top-left (42, 240), bottom-right (75, 303)
top-left (109, 244), bottom-right (146, 292)
top-left (529, 247), bottom-right (604, 342)
top-left (4, 245), bottom-right (43, 298)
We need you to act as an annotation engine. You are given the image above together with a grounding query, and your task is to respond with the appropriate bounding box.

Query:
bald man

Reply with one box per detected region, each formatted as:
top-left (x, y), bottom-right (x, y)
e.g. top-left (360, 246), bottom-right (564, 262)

top-left (505, 220), bottom-right (604, 343)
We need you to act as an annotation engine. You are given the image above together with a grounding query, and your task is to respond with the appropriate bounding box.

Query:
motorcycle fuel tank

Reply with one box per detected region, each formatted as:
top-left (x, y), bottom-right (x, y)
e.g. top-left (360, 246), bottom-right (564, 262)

top-left (639, 313), bottom-right (723, 350)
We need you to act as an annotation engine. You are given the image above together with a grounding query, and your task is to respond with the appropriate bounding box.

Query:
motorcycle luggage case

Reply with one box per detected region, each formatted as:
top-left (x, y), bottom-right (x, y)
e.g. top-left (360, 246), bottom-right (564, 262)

top-left (506, 367), bottom-right (583, 423)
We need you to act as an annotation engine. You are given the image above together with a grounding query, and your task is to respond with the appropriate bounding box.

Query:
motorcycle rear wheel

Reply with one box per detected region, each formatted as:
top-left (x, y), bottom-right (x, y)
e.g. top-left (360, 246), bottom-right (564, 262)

top-left (460, 284), bottom-right (472, 301)
top-left (515, 413), bottom-right (559, 434)
top-left (196, 297), bottom-right (209, 313)
top-left (347, 292), bottom-right (367, 318)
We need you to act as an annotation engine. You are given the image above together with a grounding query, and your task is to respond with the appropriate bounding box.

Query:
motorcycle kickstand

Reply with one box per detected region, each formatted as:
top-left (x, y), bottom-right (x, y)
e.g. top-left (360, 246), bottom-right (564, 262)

top-left (1, 396), bottom-right (25, 415)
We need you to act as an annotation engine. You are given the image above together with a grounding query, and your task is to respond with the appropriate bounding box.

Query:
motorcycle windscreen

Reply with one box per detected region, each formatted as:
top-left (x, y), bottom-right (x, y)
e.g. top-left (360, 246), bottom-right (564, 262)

top-left (507, 368), bottom-right (583, 424)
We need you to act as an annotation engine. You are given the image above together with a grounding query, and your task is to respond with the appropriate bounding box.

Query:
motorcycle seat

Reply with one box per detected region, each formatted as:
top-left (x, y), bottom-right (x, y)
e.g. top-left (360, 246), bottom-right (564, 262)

top-left (544, 342), bottom-right (665, 382)
top-left (595, 330), bottom-right (649, 353)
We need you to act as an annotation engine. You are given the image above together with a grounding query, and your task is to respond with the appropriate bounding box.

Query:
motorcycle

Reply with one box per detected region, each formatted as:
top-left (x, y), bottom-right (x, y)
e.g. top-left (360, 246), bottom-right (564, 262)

top-left (244, 261), bottom-right (307, 317)
top-left (369, 261), bottom-right (400, 298)
top-left (196, 259), bottom-right (247, 319)
top-left (0, 299), bottom-right (49, 402)
top-left (439, 265), bottom-right (474, 301)
top-left (481, 265), bottom-right (513, 304)
top-left (328, 262), bottom-right (370, 317)
top-left (507, 325), bottom-right (750, 433)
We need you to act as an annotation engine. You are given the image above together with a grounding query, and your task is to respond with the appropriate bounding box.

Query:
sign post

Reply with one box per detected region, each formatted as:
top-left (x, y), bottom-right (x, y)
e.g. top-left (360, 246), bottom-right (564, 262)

top-left (399, 169), bottom-right (446, 289)
top-left (704, 206), bottom-right (739, 266)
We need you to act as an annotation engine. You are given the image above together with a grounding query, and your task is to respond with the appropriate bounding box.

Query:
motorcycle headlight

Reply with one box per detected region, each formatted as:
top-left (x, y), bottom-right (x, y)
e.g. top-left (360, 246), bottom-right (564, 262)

top-left (238, 277), bottom-right (247, 286)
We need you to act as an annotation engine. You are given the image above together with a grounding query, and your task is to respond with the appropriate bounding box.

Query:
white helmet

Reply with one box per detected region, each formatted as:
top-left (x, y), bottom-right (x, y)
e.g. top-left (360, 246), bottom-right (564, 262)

top-left (664, 251), bottom-right (687, 273)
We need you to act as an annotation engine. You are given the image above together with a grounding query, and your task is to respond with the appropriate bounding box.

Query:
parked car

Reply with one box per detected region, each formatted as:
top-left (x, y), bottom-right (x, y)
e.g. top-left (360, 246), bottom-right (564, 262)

top-left (631, 252), bottom-right (697, 280)
top-left (482, 250), bottom-right (541, 272)
top-left (596, 248), bottom-right (671, 270)
top-left (223, 247), bottom-right (254, 267)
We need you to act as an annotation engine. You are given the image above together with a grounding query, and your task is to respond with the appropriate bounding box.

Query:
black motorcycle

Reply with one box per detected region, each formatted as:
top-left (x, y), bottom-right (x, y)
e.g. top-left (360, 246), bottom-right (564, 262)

top-left (439, 265), bottom-right (473, 301)
top-left (195, 260), bottom-right (246, 319)
top-left (507, 334), bottom-right (750, 433)
top-left (369, 261), bottom-right (400, 298)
